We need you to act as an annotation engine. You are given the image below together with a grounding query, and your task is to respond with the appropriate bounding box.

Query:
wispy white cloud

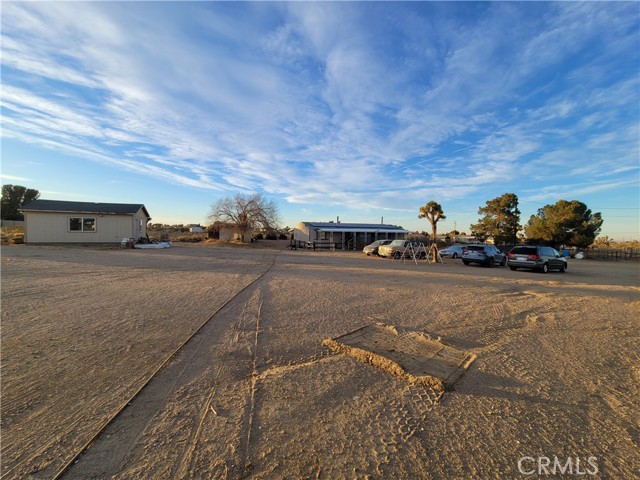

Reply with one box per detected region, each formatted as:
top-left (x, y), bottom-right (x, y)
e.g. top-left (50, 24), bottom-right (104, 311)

top-left (0, 174), bottom-right (33, 182)
top-left (1, 1), bottom-right (638, 224)
top-left (522, 179), bottom-right (640, 204)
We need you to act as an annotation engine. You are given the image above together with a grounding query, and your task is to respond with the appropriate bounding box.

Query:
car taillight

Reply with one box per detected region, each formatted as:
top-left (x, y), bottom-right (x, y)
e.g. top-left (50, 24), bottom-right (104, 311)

top-left (508, 253), bottom-right (515, 257)
top-left (527, 254), bottom-right (540, 259)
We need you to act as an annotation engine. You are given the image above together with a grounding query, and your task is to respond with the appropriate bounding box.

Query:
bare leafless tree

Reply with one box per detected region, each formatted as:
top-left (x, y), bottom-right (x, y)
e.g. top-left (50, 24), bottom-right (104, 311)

top-left (207, 193), bottom-right (280, 242)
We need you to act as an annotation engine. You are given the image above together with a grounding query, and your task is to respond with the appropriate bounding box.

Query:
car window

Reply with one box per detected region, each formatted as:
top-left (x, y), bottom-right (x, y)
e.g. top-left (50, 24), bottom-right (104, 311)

top-left (467, 246), bottom-right (484, 251)
top-left (391, 240), bottom-right (405, 246)
top-left (510, 247), bottom-right (535, 255)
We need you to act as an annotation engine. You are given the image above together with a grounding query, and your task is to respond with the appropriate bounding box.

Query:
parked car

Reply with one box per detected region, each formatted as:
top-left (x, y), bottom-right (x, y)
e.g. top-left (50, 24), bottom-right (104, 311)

top-left (378, 240), bottom-right (427, 259)
top-left (363, 239), bottom-right (392, 256)
top-left (461, 244), bottom-right (506, 267)
top-left (439, 245), bottom-right (465, 259)
top-left (507, 245), bottom-right (568, 273)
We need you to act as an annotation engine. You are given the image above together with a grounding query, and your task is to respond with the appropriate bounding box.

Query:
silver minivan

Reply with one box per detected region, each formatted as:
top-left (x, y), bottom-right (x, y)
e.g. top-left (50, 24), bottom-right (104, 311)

top-left (507, 246), bottom-right (568, 273)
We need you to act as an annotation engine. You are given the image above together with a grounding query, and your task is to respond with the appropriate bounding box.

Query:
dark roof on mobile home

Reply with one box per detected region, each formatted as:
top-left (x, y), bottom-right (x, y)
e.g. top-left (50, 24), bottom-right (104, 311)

top-left (21, 200), bottom-right (151, 218)
top-left (300, 221), bottom-right (408, 233)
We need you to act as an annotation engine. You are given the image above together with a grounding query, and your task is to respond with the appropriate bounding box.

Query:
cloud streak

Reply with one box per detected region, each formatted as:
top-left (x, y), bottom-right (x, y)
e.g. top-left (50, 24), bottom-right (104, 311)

top-left (1, 2), bottom-right (638, 223)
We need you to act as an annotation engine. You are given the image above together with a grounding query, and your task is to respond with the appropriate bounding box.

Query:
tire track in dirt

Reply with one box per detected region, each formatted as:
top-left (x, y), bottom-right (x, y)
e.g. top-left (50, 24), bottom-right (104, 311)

top-left (55, 255), bottom-right (279, 480)
top-left (170, 288), bottom-right (265, 480)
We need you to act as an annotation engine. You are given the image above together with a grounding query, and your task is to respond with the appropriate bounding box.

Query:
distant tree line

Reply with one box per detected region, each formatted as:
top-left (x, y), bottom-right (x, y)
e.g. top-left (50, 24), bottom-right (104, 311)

top-left (419, 194), bottom-right (603, 248)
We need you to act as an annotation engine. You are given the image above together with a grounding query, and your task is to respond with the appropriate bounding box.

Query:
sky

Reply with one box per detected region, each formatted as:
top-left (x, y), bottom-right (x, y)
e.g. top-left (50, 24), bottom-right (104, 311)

top-left (1, 1), bottom-right (639, 239)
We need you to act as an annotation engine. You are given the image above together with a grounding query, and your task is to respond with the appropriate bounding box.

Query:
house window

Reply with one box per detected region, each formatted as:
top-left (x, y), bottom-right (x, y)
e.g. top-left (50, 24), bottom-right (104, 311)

top-left (69, 217), bottom-right (96, 232)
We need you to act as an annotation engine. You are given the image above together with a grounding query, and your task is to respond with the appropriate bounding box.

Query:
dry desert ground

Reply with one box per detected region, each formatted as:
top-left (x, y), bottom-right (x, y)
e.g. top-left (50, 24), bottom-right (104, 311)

top-left (1, 242), bottom-right (639, 479)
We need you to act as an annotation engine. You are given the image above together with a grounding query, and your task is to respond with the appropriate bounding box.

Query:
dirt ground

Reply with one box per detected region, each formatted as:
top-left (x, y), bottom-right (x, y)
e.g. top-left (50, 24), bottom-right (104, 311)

top-left (1, 241), bottom-right (638, 479)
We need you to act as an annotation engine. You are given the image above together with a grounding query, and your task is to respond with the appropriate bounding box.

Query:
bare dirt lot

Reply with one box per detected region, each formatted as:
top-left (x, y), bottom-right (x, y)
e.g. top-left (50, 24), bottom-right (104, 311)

top-left (1, 242), bottom-right (639, 479)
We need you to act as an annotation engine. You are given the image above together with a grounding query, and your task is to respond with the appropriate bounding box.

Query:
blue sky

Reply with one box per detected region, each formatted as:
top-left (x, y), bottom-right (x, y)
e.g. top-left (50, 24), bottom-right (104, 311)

top-left (2, 2), bottom-right (639, 239)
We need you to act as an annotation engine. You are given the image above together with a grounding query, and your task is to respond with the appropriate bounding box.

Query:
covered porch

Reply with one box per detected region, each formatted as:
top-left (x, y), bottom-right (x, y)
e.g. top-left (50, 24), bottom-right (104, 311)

top-left (293, 222), bottom-right (408, 251)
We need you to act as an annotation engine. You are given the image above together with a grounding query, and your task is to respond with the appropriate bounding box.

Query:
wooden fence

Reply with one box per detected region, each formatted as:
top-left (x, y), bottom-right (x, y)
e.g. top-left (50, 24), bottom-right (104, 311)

top-left (579, 247), bottom-right (640, 260)
top-left (290, 240), bottom-right (342, 251)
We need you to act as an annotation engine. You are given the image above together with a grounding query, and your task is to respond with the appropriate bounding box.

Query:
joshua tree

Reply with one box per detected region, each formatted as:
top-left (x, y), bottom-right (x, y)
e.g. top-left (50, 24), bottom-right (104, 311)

top-left (418, 201), bottom-right (446, 244)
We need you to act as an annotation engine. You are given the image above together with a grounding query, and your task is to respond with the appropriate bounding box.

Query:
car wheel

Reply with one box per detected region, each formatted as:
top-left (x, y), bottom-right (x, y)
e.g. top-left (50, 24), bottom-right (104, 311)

top-left (463, 260), bottom-right (470, 265)
top-left (393, 252), bottom-right (401, 259)
top-left (452, 253), bottom-right (458, 259)
top-left (559, 263), bottom-right (566, 272)
top-left (509, 266), bottom-right (517, 271)
top-left (541, 263), bottom-right (548, 273)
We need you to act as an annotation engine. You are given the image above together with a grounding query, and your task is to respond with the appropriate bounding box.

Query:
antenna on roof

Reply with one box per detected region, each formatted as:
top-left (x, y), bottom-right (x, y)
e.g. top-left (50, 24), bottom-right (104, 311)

top-left (381, 216), bottom-right (383, 224)
top-left (337, 216), bottom-right (340, 224)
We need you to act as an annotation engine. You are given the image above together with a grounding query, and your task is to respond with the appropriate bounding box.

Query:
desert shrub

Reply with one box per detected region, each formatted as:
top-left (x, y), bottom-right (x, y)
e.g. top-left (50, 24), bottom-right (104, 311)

top-left (254, 233), bottom-right (264, 240)
top-left (1, 226), bottom-right (24, 236)
top-left (278, 233), bottom-right (288, 240)
top-left (175, 235), bottom-right (204, 243)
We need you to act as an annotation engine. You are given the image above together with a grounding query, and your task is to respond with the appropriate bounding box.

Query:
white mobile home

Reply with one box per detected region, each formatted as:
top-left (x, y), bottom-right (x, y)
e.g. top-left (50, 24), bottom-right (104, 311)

top-left (294, 221), bottom-right (408, 250)
top-left (21, 200), bottom-right (151, 244)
